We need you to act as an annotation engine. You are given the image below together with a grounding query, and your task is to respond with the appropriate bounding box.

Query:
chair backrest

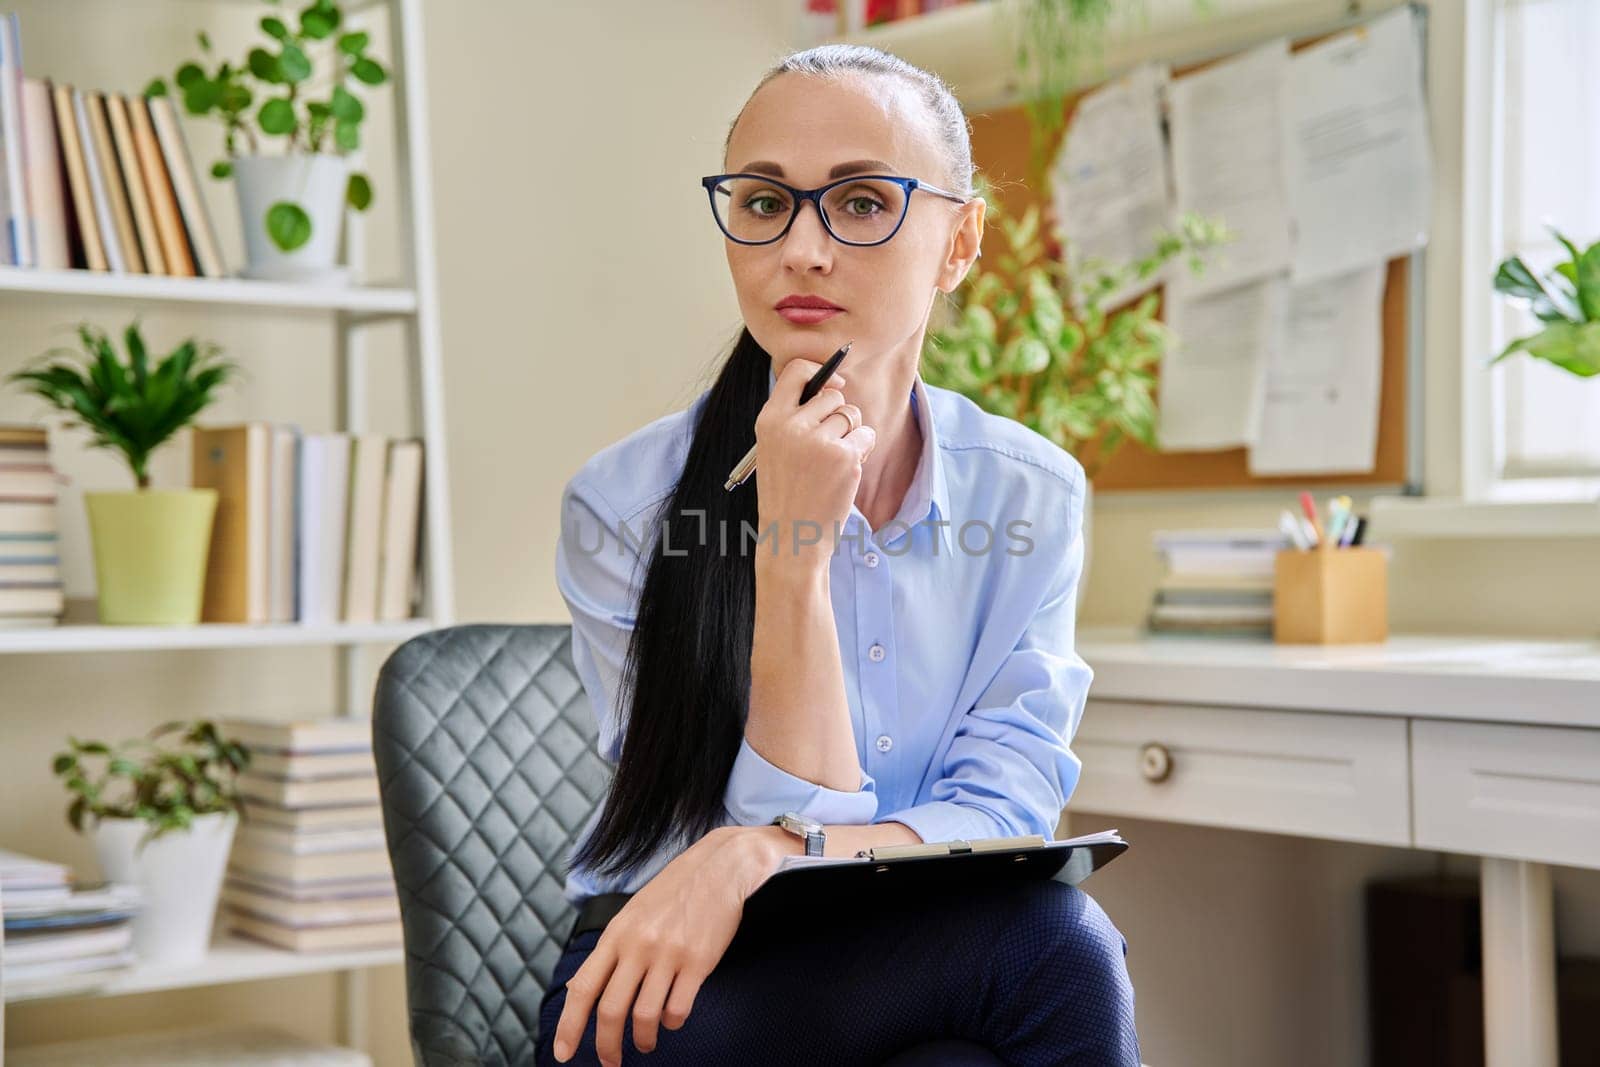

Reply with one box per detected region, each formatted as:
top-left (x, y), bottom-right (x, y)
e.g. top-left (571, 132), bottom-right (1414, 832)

top-left (373, 623), bottom-right (611, 1066)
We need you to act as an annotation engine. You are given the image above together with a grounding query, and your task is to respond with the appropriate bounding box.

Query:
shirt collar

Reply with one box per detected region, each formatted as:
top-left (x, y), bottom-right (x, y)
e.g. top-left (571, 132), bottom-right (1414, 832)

top-left (765, 362), bottom-right (953, 554)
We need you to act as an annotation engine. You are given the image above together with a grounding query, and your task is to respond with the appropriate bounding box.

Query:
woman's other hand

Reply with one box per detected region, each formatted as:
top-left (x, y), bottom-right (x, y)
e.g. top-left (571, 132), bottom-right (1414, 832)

top-left (551, 825), bottom-right (780, 1065)
top-left (753, 357), bottom-right (876, 571)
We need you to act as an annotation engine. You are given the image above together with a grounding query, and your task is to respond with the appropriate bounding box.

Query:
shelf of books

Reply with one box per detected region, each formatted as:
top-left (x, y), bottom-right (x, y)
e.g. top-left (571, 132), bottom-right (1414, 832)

top-left (2, 717), bottom-right (405, 1005)
top-left (1, 0), bottom-right (451, 1047)
top-left (3, 419), bottom-right (432, 651)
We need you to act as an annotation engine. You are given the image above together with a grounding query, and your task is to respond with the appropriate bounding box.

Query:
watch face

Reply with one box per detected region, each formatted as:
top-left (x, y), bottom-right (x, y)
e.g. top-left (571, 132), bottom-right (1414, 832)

top-left (781, 813), bottom-right (822, 834)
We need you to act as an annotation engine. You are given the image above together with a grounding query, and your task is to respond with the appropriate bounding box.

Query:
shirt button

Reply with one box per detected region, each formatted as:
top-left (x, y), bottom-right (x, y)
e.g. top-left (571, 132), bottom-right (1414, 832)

top-left (864, 552), bottom-right (880, 568)
top-left (868, 643), bottom-right (886, 662)
top-left (876, 734), bottom-right (893, 752)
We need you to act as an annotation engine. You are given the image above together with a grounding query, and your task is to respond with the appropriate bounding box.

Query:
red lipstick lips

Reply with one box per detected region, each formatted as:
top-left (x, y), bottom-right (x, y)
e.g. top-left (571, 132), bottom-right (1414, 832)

top-left (776, 294), bottom-right (843, 324)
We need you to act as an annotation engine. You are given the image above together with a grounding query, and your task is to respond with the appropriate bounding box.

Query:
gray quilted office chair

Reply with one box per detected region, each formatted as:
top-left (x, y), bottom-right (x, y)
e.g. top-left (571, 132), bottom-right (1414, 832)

top-left (373, 623), bottom-right (1004, 1066)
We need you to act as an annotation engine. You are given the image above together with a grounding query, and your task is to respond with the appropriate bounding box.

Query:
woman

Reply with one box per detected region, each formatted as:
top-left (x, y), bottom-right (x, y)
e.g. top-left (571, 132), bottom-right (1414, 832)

top-left (540, 43), bottom-right (1139, 1067)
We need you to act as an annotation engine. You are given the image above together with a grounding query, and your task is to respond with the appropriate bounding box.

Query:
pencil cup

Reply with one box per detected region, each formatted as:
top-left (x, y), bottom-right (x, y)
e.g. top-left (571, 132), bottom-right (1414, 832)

top-left (1272, 546), bottom-right (1389, 644)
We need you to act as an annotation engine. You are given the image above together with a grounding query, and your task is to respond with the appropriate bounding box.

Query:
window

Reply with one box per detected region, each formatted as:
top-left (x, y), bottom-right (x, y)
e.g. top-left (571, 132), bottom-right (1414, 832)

top-left (1486, 0), bottom-right (1600, 499)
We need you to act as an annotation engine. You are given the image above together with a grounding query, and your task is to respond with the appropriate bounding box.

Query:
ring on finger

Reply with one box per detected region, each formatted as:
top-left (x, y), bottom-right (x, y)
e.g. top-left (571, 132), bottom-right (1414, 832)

top-left (826, 407), bottom-right (859, 434)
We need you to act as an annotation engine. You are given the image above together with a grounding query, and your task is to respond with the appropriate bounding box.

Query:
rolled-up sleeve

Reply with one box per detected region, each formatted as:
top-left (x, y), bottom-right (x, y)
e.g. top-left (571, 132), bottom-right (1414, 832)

top-left (723, 736), bottom-right (879, 826)
top-left (873, 480), bottom-right (1092, 844)
top-left (556, 476), bottom-right (879, 828)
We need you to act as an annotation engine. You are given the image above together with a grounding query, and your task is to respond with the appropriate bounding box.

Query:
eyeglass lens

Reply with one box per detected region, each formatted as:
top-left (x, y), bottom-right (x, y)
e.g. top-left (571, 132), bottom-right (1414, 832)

top-left (710, 176), bottom-right (908, 245)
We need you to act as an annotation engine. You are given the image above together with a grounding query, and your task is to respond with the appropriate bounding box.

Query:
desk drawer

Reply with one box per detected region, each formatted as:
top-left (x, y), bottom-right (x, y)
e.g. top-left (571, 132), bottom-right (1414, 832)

top-left (1071, 699), bottom-right (1411, 846)
top-left (1412, 719), bottom-right (1600, 867)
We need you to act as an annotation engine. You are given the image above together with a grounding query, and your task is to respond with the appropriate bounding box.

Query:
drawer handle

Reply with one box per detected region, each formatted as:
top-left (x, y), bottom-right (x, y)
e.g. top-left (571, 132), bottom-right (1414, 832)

top-left (1139, 742), bottom-right (1174, 783)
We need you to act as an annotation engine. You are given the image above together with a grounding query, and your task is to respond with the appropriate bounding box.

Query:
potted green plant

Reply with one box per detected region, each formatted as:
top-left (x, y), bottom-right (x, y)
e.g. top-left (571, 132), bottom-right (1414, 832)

top-left (1489, 225), bottom-right (1600, 377)
top-left (146, 0), bottom-right (387, 282)
top-left (5, 321), bottom-right (242, 625)
top-left (52, 721), bottom-right (251, 965)
top-left (921, 174), bottom-right (1226, 592)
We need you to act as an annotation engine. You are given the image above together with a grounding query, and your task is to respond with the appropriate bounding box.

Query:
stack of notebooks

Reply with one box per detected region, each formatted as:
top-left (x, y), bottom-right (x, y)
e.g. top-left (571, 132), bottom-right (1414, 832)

top-left (192, 424), bottom-right (424, 626)
top-left (0, 423), bottom-right (64, 626)
top-left (1, 848), bottom-right (141, 987)
top-left (1144, 528), bottom-right (1291, 638)
top-left (0, 12), bottom-right (224, 274)
top-left (221, 717), bottom-right (401, 953)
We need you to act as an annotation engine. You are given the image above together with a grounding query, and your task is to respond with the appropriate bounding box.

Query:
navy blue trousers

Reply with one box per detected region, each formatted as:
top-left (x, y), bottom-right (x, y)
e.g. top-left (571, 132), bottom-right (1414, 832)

top-left (534, 878), bottom-right (1141, 1066)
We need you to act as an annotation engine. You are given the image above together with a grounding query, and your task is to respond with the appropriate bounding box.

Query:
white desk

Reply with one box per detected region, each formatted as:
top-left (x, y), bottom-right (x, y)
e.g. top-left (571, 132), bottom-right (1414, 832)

top-left (1073, 626), bottom-right (1600, 1067)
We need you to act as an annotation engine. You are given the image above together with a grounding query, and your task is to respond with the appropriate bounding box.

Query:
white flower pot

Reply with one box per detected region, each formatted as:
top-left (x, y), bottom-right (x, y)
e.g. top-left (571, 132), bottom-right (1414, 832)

top-left (232, 153), bottom-right (349, 284)
top-left (91, 811), bottom-right (237, 965)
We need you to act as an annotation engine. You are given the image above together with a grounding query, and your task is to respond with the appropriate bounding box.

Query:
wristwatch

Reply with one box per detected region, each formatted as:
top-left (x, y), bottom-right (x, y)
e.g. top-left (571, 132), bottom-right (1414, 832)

top-left (772, 811), bottom-right (826, 857)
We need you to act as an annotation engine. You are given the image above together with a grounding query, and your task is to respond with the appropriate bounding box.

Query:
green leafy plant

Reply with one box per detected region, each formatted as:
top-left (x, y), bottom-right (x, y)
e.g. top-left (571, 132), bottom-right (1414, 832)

top-left (5, 321), bottom-right (242, 489)
top-left (922, 174), bottom-right (1228, 477)
top-left (1489, 225), bottom-right (1600, 377)
top-left (52, 721), bottom-right (252, 846)
top-left (145, 0), bottom-right (387, 252)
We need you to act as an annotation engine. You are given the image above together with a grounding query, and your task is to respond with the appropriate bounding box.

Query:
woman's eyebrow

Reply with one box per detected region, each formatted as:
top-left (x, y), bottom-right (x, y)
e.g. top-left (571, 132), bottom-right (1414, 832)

top-left (737, 159), bottom-right (894, 180)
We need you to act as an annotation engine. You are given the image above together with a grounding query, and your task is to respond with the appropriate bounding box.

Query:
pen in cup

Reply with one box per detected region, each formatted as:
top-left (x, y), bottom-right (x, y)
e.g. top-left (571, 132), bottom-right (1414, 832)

top-left (1298, 491), bottom-right (1326, 548)
top-left (1279, 509), bottom-right (1310, 550)
top-left (723, 339), bottom-right (853, 491)
top-left (1326, 495), bottom-right (1352, 546)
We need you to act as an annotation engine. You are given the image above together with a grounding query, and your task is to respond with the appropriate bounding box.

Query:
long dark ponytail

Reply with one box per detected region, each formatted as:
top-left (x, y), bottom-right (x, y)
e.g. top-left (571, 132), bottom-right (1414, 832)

top-left (568, 328), bottom-right (769, 879)
top-left (570, 43), bottom-right (976, 881)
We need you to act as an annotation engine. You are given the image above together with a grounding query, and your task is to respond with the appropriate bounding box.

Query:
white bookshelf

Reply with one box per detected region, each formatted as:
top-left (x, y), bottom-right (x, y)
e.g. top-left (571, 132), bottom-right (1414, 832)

top-left (830, 0), bottom-right (1394, 111)
top-left (2, 935), bottom-right (403, 1005)
top-left (0, 265), bottom-right (418, 314)
top-left (0, 616), bottom-right (435, 654)
top-left (0, 0), bottom-right (453, 1055)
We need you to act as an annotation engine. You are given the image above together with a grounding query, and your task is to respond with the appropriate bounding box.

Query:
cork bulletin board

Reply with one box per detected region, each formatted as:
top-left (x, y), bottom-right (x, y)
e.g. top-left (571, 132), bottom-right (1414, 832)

top-left (964, 13), bottom-right (1423, 492)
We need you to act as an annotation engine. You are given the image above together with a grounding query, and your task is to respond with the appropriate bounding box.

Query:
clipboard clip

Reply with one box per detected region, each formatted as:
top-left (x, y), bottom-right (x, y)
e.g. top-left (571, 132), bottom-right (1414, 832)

top-left (855, 835), bottom-right (1043, 861)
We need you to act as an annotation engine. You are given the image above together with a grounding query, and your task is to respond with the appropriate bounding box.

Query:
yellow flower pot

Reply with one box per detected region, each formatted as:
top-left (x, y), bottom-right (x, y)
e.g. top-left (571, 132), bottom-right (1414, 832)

top-left (83, 489), bottom-right (218, 625)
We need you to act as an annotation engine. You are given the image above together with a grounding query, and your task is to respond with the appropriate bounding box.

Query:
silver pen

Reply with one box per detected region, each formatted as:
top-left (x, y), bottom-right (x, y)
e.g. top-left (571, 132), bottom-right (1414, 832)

top-left (723, 339), bottom-right (852, 491)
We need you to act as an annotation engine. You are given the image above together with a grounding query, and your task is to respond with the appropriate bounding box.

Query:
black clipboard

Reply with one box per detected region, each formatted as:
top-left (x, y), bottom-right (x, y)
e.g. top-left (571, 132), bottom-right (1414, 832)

top-left (743, 831), bottom-right (1128, 919)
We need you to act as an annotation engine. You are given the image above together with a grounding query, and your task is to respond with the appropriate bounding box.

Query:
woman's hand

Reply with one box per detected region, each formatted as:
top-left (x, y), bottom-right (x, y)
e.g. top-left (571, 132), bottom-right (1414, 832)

top-left (754, 357), bottom-right (877, 572)
top-left (551, 825), bottom-right (779, 1065)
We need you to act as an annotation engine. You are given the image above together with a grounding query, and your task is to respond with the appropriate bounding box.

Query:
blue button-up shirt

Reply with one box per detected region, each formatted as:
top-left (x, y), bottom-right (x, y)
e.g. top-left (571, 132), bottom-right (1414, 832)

top-left (553, 367), bottom-right (1092, 906)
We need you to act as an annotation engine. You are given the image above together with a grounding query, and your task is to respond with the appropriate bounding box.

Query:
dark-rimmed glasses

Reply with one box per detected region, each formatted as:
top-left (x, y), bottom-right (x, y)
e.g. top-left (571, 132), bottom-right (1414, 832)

top-left (701, 172), bottom-right (970, 247)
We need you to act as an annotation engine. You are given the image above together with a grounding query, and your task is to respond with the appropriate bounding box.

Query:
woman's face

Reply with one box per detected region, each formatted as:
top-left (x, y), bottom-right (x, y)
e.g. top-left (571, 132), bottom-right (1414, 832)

top-left (721, 72), bottom-right (984, 373)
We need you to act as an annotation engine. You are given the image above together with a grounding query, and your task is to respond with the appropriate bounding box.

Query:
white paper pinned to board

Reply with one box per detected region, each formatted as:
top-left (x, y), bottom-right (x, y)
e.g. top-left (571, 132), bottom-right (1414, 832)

top-left (1157, 276), bottom-right (1287, 452)
top-left (1283, 6), bottom-right (1432, 283)
top-left (1248, 264), bottom-right (1387, 475)
top-left (1048, 62), bottom-right (1173, 310)
top-left (1167, 40), bottom-right (1294, 297)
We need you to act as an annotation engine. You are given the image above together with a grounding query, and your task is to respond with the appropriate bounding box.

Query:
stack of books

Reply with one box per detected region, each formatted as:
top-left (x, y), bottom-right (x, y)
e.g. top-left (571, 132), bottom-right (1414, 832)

top-left (1, 848), bottom-right (141, 987)
top-left (221, 718), bottom-right (400, 953)
top-left (0, 13), bottom-right (224, 274)
top-left (192, 424), bottom-right (425, 625)
top-left (1144, 528), bottom-right (1290, 638)
top-left (0, 423), bottom-right (64, 626)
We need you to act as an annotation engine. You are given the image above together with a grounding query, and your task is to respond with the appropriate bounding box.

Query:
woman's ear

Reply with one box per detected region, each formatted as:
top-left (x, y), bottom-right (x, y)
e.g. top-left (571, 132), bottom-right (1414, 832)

top-left (937, 197), bottom-right (986, 293)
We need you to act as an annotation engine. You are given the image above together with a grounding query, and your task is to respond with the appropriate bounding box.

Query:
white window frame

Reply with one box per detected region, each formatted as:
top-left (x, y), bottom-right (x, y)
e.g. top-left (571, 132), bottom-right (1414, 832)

top-left (1370, 0), bottom-right (1600, 537)
top-left (1463, 0), bottom-right (1600, 506)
